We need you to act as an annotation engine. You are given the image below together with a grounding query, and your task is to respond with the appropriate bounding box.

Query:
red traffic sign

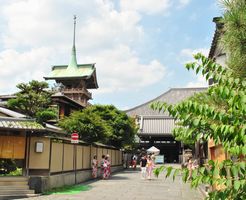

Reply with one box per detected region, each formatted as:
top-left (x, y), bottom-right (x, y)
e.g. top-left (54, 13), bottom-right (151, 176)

top-left (71, 132), bottom-right (79, 143)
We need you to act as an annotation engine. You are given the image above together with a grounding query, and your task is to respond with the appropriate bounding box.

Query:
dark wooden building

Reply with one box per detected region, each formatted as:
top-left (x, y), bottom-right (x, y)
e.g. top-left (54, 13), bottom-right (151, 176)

top-left (126, 87), bottom-right (206, 163)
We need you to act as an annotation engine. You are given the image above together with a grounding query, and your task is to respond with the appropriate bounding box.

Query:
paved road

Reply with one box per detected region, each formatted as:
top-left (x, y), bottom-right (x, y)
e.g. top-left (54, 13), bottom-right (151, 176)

top-left (24, 165), bottom-right (204, 200)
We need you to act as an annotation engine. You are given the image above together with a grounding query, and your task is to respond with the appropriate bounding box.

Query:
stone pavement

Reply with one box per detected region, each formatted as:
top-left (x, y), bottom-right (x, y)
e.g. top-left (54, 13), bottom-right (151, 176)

top-left (23, 165), bottom-right (204, 200)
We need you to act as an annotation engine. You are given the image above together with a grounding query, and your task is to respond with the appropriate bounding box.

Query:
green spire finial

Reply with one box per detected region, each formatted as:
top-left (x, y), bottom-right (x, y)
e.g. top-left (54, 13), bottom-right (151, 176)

top-left (73, 15), bottom-right (76, 47)
top-left (67, 15), bottom-right (78, 70)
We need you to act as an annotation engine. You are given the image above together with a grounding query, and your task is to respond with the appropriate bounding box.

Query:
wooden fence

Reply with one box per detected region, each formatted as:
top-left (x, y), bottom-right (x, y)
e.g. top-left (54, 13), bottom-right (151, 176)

top-left (49, 141), bottom-right (122, 174)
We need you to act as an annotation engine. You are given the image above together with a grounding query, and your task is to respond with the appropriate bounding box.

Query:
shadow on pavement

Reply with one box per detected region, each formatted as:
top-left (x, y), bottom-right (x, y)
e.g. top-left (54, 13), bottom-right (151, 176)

top-left (109, 175), bottom-right (130, 180)
top-left (122, 169), bottom-right (140, 173)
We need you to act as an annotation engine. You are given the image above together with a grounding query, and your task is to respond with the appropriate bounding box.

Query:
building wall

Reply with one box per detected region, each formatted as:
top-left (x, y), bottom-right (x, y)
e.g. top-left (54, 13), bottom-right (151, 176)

top-left (76, 145), bottom-right (83, 170)
top-left (208, 140), bottom-right (226, 162)
top-left (82, 146), bottom-right (91, 169)
top-left (48, 141), bottom-right (122, 174)
top-left (28, 139), bottom-right (123, 193)
top-left (63, 144), bottom-right (74, 171)
top-left (29, 137), bottom-right (50, 169)
top-left (50, 142), bottom-right (63, 173)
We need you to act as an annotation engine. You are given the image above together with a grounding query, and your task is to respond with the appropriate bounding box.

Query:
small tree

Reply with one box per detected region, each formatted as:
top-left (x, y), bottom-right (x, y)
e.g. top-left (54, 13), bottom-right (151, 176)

top-left (87, 105), bottom-right (137, 147)
top-left (151, 53), bottom-right (246, 199)
top-left (59, 105), bottom-right (137, 148)
top-left (7, 80), bottom-right (57, 123)
top-left (59, 109), bottom-right (109, 143)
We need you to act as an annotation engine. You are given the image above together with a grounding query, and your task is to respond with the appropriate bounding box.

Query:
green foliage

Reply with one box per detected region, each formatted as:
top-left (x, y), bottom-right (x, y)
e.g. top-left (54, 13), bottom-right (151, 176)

top-left (59, 105), bottom-right (137, 148)
top-left (8, 168), bottom-right (22, 176)
top-left (7, 80), bottom-right (56, 123)
top-left (36, 108), bottom-right (58, 123)
top-left (150, 1), bottom-right (246, 199)
top-left (0, 159), bottom-right (17, 175)
top-left (59, 109), bottom-right (108, 143)
top-left (153, 166), bottom-right (165, 178)
top-left (220, 0), bottom-right (246, 77)
top-left (151, 53), bottom-right (246, 199)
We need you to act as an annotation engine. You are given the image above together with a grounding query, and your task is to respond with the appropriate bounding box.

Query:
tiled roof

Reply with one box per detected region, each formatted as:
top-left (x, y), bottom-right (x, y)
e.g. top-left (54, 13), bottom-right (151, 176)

top-left (137, 116), bottom-right (175, 136)
top-left (0, 117), bottom-right (45, 130)
top-left (44, 64), bottom-right (95, 79)
top-left (0, 107), bottom-right (26, 118)
top-left (208, 17), bottom-right (224, 59)
top-left (126, 87), bottom-right (207, 117)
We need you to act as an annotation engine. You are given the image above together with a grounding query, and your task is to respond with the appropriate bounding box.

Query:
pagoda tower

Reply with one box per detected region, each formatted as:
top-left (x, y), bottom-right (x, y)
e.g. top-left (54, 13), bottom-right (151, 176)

top-left (44, 16), bottom-right (98, 107)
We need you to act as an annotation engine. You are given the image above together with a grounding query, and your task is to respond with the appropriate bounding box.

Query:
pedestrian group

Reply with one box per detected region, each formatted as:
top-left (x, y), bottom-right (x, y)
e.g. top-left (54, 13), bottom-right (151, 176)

top-left (91, 154), bottom-right (111, 179)
top-left (92, 153), bottom-right (156, 180)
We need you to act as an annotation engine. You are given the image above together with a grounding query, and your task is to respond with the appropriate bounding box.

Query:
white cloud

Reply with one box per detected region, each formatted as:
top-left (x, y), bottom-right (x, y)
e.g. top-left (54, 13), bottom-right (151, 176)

top-left (84, 45), bottom-right (166, 94)
top-left (78, 10), bottom-right (143, 53)
top-left (120, 0), bottom-right (171, 15)
top-left (0, 48), bottom-right (54, 93)
top-left (179, 47), bottom-right (209, 88)
top-left (0, 0), bottom-right (167, 95)
top-left (179, 48), bottom-right (209, 63)
top-left (178, 0), bottom-right (191, 8)
top-left (186, 74), bottom-right (207, 88)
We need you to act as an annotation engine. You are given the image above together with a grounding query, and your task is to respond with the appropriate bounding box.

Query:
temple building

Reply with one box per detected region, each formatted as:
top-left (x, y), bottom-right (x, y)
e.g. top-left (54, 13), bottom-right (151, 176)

top-left (44, 16), bottom-right (98, 118)
top-left (126, 88), bottom-right (206, 163)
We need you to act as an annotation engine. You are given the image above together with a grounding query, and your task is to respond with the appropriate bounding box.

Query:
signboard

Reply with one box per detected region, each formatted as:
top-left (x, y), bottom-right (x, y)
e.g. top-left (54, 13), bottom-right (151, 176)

top-left (35, 142), bottom-right (44, 153)
top-left (155, 155), bottom-right (164, 164)
top-left (71, 132), bottom-right (79, 144)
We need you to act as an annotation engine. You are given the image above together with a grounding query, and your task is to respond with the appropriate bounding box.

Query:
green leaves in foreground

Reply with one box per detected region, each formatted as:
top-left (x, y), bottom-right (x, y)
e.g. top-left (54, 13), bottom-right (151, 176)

top-left (151, 1), bottom-right (246, 198)
top-left (155, 160), bottom-right (246, 198)
top-left (151, 52), bottom-right (246, 199)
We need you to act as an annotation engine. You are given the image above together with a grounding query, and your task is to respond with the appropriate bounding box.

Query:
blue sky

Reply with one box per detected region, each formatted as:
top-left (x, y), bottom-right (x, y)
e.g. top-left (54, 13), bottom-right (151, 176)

top-left (0, 0), bottom-right (220, 110)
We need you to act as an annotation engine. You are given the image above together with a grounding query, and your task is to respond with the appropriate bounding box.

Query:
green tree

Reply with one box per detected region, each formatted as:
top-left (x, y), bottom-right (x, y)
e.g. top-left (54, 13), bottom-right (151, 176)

top-left (7, 80), bottom-right (57, 123)
top-left (59, 109), bottom-right (109, 143)
top-left (59, 105), bottom-right (137, 148)
top-left (152, 53), bottom-right (246, 200)
top-left (220, 0), bottom-right (246, 77)
top-left (151, 1), bottom-right (246, 199)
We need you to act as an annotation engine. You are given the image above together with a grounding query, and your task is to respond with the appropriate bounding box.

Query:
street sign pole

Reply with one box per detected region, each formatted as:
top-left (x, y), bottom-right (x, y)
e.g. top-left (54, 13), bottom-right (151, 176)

top-left (71, 132), bottom-right (79, 184)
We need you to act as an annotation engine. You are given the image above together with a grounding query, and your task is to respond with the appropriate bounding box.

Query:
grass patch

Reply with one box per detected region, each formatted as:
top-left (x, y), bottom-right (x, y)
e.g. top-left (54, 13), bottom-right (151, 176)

top-left (43, 185), bottom-right (92, 195)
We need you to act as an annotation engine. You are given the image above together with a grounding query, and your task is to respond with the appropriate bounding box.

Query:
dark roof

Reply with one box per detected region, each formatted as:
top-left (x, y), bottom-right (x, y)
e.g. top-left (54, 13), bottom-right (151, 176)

top-left (208, 17), bottom-right (224, 59)
top-left (137, 115), bottom-right (175, 137)
top-left (125, 87), bottom-right (207, 117)
top-left (51, 92), bottom-right (85, 109)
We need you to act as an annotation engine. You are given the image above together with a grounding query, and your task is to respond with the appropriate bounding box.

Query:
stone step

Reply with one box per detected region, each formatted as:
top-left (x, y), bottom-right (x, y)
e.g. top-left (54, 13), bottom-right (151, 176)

top-left (0, 177), bottom-right (28, 182)
top-left (0, 194), bottom-right (39, 200)
top-left (0, 181), bottom-right (28, 186)
top-left (0, 185), bottom-right (30, 190)
top-left (0, 190), bottom-right (35, 195)
top-left (0, 176), bottom-right (35, 199)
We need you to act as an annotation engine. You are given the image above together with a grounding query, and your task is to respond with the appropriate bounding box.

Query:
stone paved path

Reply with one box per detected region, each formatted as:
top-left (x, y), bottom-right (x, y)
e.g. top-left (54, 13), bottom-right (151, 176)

top-left (23, 165), bottom-right (204, 200)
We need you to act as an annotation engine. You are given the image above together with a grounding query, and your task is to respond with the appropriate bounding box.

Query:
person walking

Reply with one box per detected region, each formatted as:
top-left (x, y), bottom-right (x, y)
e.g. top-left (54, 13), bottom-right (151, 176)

top-left (146, 155), bottom-right (154, 180)
top-left (106, 154), bottom-right (111, 176)
top-left (132, 157), bottom-right (137, 170)
top-left (140, 155), bottom-right (147, 179)
top-left (91, 155), bottom-right (98, 178)
top-left (187, 158), bottom-right (193, 180)
top-left (104, 156), bottom-right (111, 179)
top-left (100, 155), bottom-right (106, 179)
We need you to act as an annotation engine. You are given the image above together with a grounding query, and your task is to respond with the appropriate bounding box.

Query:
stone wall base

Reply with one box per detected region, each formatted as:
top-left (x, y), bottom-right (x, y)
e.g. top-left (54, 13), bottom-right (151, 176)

top-left (29, 165), bottom-right (123, 193)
